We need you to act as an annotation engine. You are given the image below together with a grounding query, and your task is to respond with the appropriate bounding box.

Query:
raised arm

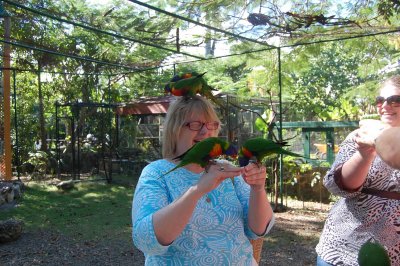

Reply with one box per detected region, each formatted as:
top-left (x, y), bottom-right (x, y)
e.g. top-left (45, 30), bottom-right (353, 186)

top-left (242, 164), bottom-right (274, 235)
top-left (152, 163), bottom-right (243, 245)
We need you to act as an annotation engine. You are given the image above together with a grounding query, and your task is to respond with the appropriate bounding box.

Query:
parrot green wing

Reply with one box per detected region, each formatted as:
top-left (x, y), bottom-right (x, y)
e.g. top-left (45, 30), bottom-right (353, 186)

top-left (179, 138), bottom-right (219, 166)
top-left (199, 83), bottom-right (225, 109)
top-left (244, 138), bottom-right (302, 162)
top-left (170, 73), bottom-right (206, 95)
top-left (161, 137), bottom-right (226, 177)
top-left (245, 138), bottom-right (282, 158)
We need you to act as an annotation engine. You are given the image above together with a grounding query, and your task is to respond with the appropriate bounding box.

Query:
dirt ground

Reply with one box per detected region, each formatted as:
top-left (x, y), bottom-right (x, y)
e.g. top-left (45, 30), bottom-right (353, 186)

top-left (261, 205), bottom-right (329, 266)
top-left (1, 201), bottom-right (329, 266)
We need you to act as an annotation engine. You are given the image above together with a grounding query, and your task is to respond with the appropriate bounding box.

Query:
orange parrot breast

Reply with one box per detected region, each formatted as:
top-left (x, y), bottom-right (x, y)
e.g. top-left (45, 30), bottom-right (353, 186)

top-left (241, 147), bottom-right (253, 158)
top-left (209, 143), bottom-right (223, 157)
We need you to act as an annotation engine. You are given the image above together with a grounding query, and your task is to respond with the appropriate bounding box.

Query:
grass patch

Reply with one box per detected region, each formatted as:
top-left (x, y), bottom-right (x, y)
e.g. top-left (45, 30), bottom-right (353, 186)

top-left (0, 180), bottom-right (134, 242)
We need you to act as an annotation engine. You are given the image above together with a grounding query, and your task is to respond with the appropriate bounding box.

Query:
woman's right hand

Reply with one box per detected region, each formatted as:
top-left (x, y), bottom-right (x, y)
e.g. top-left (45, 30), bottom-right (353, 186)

top-left (354, 129), bottom-right (377, 158)
top-left (152, 162), bottom-right (242, 246)
top-left (354, 119), bottom-right (388, 158)
top-left (195, 162), bottom-right (242, 195)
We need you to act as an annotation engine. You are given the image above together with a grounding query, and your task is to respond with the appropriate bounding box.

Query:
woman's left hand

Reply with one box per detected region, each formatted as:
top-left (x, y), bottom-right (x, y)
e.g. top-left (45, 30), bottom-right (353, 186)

top-left (242, 163), bottom-right (267, 192)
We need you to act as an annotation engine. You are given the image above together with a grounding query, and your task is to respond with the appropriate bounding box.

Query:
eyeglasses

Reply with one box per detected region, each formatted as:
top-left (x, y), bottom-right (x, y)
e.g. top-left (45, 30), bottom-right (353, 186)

top-left (375, 95), bottom-right (400, 107)
top-left (184, 121), bottom-right (220, 131)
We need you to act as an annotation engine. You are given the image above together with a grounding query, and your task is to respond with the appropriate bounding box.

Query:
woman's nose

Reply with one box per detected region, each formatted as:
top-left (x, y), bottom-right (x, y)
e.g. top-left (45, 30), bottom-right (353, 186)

top-left (199, 124), bottom-right (210, 134)
top-left (381, 101), bottom-right (391, 108)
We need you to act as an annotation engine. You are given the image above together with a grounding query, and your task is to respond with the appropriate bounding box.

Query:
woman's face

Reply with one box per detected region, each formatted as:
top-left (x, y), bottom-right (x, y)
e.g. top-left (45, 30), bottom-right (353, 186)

top-left (377, 82), bottom-right (400, 127)
top-left (175, 112), bottom-right (219, 156)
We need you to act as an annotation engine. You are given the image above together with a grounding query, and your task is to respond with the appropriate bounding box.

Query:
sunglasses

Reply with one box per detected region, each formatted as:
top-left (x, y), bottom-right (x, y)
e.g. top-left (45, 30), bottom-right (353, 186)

top-left (375, 95), bottom-right (400, 107)
top-left (184, 121), bottom-right (220, 131)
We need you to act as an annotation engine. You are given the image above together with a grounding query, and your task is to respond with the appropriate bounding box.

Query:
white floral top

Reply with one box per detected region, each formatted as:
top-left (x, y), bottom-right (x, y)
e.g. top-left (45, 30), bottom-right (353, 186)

top-left (132, 159), bottom-right (274, 265)
top-left (316, 130), bottom-right (400, 266)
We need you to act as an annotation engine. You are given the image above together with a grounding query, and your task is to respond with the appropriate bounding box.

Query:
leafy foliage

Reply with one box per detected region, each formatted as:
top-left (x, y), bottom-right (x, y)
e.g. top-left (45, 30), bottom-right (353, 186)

top-left (288, 43), bottom-right (364, 121)
top-left (1, 0), bottom-right (400, 174)
top-left (378, 0), bottom-right (400, 23)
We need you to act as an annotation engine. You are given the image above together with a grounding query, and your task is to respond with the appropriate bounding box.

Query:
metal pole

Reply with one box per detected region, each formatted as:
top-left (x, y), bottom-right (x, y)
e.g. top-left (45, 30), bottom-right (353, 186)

top-left (278, 48), bottom-right (284, 208)
top-left (12, 69), bottom-right (19, 179)
top-left (76, 105), bottom-right (80, 180)
top-left (71, 116), bottom-right (76, 180)
top-left (55, 102), bottom-right (60, 178)
top-left (2, 13), bottom-right (11, 180)
top-left (107, 75), bottom-right (112, 183)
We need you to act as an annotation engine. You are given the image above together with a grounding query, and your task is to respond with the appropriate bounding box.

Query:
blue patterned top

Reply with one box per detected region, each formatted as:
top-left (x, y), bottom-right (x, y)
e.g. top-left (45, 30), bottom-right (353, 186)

top-left (132, 159), bottom-right (273, 265)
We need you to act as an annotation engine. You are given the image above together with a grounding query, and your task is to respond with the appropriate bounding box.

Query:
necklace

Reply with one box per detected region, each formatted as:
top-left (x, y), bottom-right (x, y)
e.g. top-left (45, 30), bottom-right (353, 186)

top-left (205, 189), bottom-right (213, 204)
top-left (194, 170), bottom-right (212, 203)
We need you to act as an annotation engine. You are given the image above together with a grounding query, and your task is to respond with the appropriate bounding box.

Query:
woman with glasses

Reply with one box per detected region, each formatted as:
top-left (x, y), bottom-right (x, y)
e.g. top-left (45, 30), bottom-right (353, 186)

top-left (132, 95), bottom-right (274, 265)
top-left (316, 76), bottom-right (400, 266)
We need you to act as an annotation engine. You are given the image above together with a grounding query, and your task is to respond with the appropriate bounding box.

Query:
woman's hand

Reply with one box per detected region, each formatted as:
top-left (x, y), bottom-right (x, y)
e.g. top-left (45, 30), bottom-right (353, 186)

top-left (242, 163), bottom-right (267, 192)
top-left (244, 163), bottom-right (273, 236)
top-left (194, 162), bottom-right (243, 195)
top-left (354, 129), bottom-right (377, 158)
top-left (354, 120), bottom-right (386, 158)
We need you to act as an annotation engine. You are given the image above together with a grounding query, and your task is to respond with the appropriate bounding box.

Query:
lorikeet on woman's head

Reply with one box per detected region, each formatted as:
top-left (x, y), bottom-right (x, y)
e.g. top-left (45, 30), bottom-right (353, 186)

top-left (164, 72), bottom-right (205, 96)
top-left (164, 72), bottom-right (225, 108)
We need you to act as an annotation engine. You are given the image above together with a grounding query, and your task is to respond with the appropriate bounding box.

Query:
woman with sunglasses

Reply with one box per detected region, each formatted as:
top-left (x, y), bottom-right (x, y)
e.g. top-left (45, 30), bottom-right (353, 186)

top-left (132, 94), bottom-right (274, 265)
top-left (316, 76), bottom-right (400, 266)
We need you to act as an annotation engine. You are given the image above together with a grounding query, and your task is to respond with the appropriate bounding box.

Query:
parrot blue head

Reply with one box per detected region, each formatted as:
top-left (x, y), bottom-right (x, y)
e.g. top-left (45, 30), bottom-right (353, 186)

top-left (164, 74), bottom-right (182, 93)
top-left (224, 144), bottom-right (238, 159)
top-left (238, 155), bottom-right (250, 167)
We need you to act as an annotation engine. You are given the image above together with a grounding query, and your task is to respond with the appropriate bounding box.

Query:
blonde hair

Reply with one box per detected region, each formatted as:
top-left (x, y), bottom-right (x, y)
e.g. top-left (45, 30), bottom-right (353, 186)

top-left (162, 95), bottom-right (221, 158)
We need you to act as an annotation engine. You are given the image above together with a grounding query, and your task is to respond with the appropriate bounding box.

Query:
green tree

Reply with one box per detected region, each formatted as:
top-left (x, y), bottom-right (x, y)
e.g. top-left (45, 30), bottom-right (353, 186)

top-left (287, 43), bottom-right (363, 121)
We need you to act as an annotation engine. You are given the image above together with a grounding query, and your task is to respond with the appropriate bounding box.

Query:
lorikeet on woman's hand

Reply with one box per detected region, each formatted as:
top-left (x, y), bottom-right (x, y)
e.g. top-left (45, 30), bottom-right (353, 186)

top-left (238, 137), bottom-right (302, 167)
top-left (162, 137), bottom-right (238, 176)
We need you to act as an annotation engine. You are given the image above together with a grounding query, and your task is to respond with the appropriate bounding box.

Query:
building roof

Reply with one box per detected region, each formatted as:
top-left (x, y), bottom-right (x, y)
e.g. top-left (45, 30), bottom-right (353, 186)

top-left (115, 95), bottom-right (176, 116)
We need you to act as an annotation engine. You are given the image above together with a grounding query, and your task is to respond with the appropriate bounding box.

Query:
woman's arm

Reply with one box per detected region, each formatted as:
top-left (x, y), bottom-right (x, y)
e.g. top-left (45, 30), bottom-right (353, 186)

top-left (153, 163), bottom-right (243, 245)
top-left (242, 164), bottom-right (274, 236)
top-left (339, 126), bottom-right (378, 191)
top-left (340, 148), bottom-right (375, 191)
top-left (152, 185), bottom-right (202, 245)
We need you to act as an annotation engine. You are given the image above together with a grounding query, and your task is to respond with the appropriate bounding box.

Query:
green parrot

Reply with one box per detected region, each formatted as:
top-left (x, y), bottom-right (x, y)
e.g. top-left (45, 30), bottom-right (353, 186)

top-left (165, 72), bottom-right (206, 96)
top-left (162, 137), bottom-right (238, 176)
top-left (164, 72), bottom-right (225, 108)
top-left (358, 241), bottom-right (391, 266)
top-left (198, 80), bottom-right (225, 109)
top-left (238, 137), bottom-right (302, 166)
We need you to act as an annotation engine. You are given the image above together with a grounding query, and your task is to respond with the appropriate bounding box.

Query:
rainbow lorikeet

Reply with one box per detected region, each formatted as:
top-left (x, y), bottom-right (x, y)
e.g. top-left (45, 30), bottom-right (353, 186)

top-left (164, 72), bottom-right (225, 108)
top-left (164, 72), bottom-right (206, 96)
top-left (358, 241), bottom-right (391, 266)
top-left (162, 137), bottom-right (238, 176)
top-left (238, 137), bottom-right (302, 167)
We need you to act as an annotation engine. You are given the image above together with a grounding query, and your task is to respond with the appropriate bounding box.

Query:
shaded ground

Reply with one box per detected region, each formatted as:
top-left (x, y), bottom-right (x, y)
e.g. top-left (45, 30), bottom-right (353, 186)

top-left (260, 205), bottom-right (329, 266)
top-left (1, 201), bottom-right (329, 266)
